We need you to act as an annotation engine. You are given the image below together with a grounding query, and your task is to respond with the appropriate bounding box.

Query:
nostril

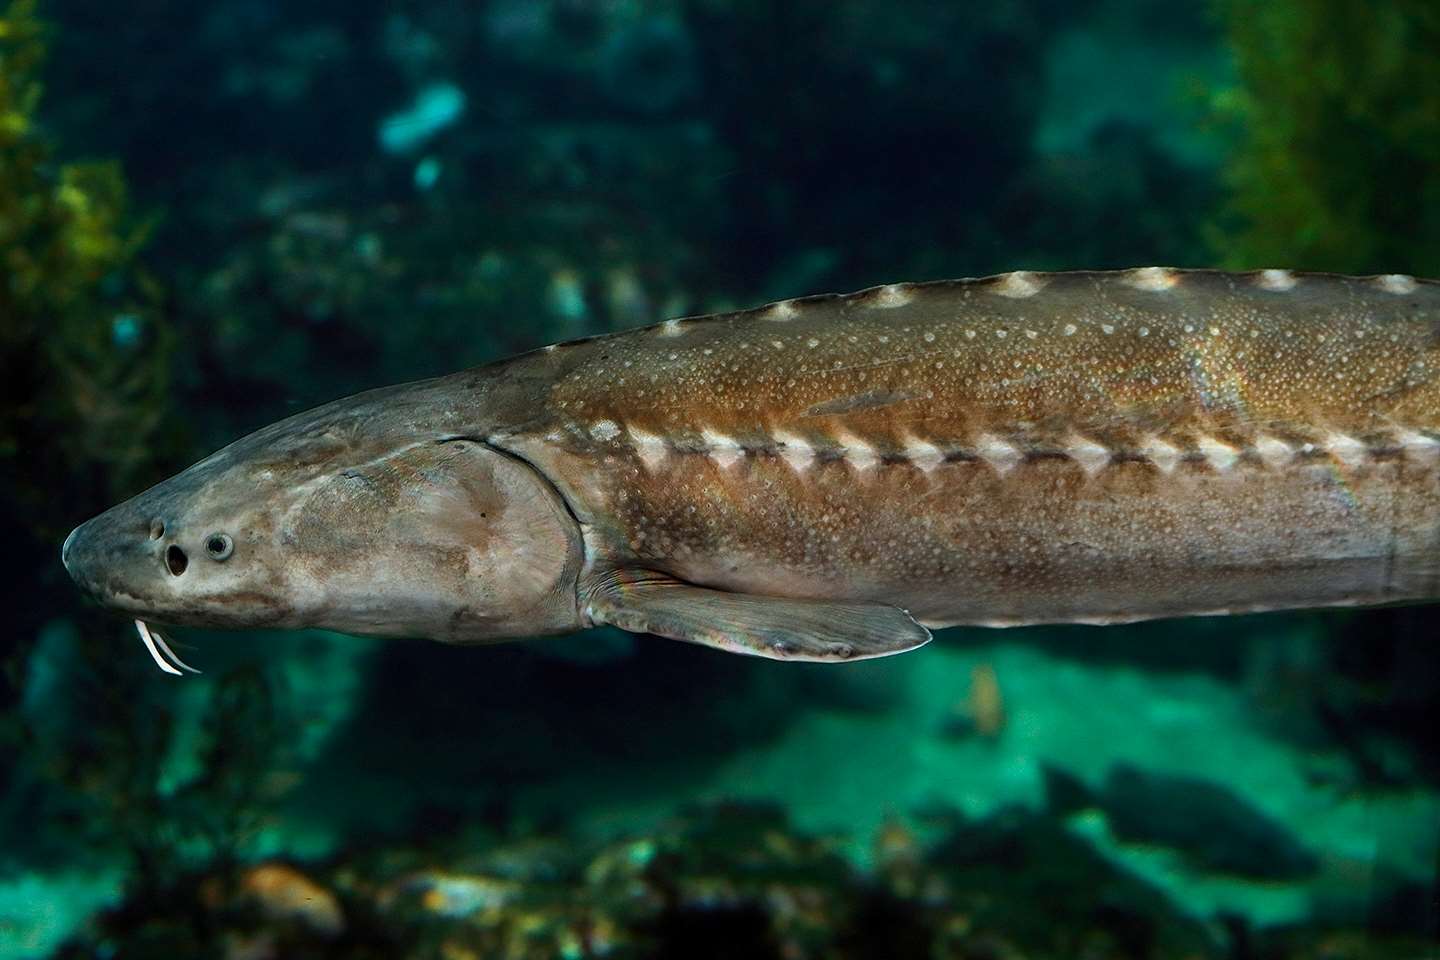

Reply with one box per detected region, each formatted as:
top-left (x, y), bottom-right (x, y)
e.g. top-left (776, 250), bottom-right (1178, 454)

top-left (149, 518), bottom-right (166, 540)
top-left (166, 545), bottom-right (188, 576)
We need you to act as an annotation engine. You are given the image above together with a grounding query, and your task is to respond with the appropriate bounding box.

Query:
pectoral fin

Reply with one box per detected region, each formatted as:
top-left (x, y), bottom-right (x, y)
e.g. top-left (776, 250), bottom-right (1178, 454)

top-left (583, 570), bottom-right (931, 662)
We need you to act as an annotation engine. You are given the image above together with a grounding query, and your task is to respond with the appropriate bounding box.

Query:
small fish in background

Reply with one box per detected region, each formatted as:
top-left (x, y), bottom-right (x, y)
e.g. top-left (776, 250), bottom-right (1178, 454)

top-left (939, 663), bottom-right (1006, 740)
top-left (59, 268), bottom-right (1440, 672)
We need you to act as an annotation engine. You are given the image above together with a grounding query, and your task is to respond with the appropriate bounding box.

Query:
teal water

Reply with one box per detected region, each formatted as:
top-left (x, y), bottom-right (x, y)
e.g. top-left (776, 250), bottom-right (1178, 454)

top-left (3, 1), bottom-right (1438, 956)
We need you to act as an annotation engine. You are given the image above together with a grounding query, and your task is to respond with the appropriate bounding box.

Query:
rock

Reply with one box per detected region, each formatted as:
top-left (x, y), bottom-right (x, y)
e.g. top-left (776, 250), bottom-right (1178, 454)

top-left (1100, 764), bottom-right (1319, 880)
top-left (236, 863), bottom-right (344, 937)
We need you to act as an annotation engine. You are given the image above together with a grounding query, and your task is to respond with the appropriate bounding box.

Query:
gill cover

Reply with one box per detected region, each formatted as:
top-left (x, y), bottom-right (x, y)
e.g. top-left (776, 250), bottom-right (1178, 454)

top-left (285, 438), bottom-right (583, 641)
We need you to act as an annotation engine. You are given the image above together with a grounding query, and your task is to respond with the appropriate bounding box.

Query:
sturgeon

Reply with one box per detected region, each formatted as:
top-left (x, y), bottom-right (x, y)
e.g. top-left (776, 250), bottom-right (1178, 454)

top-left (62, 267), bottom-right (1440, 667)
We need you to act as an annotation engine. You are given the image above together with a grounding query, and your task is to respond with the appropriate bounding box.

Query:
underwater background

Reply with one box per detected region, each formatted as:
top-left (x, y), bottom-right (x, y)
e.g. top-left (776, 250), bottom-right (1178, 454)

top-left (2, 0), bottom-right (1439, 956)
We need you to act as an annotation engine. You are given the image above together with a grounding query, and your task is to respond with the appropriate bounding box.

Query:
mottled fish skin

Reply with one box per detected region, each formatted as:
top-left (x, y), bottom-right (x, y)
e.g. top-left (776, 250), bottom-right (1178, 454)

top-left (59, 267), bottom-right (1440, 657)
top-left (477, 267), bottom-right (1440, 627)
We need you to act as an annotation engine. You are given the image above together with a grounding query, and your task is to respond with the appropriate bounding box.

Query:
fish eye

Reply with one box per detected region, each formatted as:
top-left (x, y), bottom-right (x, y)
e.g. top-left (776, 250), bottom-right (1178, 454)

top-left (205, 533), bottom-right (234, 561)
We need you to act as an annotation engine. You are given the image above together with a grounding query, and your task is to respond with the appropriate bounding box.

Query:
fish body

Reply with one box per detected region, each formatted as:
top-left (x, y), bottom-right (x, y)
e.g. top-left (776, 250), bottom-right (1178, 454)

top-left (63, 268), bottom-right (1440, 664)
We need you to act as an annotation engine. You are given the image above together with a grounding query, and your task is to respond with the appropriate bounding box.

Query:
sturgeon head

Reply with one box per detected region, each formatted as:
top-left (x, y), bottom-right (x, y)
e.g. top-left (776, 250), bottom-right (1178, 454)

top-left (61, 376), bottom-right (585, 664)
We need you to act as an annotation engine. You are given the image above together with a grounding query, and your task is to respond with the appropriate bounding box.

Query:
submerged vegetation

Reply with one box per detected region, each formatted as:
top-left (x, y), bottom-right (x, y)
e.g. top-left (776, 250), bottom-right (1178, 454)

top-left (0, 0), bottom-right (294, 929)
top-left (0, 0), bottom-right (170, 531)
top-left (1212, 0), bottom-right (1440, 274)
top-left (55, 801), bottom-right (1436, 959)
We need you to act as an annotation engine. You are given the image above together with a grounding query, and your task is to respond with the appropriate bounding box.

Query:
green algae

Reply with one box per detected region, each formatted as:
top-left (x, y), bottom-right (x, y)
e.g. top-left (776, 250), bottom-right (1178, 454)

top-left (0, 0), bottom-right (172, 525)
top-left (1210, 0), bottom-right (1440, 274)
top-left (0, 2), bottom-right (220, 915)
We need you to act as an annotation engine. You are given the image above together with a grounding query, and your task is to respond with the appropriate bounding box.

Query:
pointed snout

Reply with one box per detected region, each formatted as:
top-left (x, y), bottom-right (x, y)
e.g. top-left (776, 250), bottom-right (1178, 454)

top-left (61, 506), bottom-right (166, 610)
top-left (61, 522), bottom-right (81, 577)
top-left (61, 516), bottom-right (100, 595)
top-left (61, 512), bottom-right (129, 603)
